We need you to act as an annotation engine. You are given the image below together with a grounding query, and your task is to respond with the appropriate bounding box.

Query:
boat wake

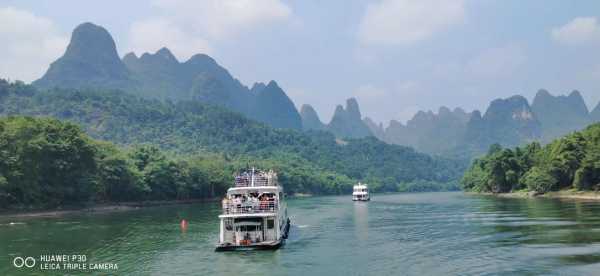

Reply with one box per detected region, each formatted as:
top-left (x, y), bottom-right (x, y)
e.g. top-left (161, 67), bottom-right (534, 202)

top-left (1, 222), bottom-right (26, 226)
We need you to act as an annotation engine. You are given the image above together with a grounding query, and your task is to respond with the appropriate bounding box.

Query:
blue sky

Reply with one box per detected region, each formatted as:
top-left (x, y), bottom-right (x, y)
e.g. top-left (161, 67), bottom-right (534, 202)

top-left (1, 0), bottom-right (600, 125)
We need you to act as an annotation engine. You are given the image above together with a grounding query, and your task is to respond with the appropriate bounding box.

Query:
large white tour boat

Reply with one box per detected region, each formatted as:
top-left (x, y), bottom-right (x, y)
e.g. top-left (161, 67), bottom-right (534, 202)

top-left (352, 183), bottom-right (370, 201)
top-left (216, 168), bottom-right (290, 251)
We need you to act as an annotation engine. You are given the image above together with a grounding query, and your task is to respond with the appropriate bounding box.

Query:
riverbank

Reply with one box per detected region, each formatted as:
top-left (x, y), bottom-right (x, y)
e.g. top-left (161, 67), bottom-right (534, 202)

top-left (470, 189), bottom-right (600, 201)
top-left (0, 198), bottom-right (220, 219)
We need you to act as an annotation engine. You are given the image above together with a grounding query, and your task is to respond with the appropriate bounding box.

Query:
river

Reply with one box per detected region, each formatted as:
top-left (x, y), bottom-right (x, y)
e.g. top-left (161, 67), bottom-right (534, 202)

top-left (2, 192), bottom-right (600, 275)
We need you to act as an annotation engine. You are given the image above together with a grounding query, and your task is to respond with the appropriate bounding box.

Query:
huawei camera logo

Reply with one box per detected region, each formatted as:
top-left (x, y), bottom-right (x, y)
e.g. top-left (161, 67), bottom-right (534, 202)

top-left (13, 256), bottom-right (36, 268)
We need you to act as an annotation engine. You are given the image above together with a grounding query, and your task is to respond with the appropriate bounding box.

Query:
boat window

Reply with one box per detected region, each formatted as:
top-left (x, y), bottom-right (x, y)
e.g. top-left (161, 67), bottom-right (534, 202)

top-left (267, 219), bottom-right (274, 229)
top-left (235, 217), bottom-right (262, 223)
top-left (225, 219), bottom-right (233, 230)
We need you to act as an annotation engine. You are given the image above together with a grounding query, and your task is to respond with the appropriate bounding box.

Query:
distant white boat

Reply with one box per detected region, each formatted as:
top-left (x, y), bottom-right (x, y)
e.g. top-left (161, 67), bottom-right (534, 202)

top-left (216, 168), bottom-right (290, 251)
top-left (352, 183), bottom-right (370, 201)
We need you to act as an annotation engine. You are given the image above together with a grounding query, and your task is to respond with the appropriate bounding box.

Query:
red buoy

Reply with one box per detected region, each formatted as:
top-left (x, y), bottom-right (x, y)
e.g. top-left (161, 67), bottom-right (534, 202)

top-left (180, 219), bottom-right (188, 230)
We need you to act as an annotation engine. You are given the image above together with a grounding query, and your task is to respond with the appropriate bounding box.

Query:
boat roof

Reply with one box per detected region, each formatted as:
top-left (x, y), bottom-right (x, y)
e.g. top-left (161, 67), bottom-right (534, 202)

top-left (227, 186), bottom-right (282, 193)
top-left (219, 213), bottom-right (277, 218)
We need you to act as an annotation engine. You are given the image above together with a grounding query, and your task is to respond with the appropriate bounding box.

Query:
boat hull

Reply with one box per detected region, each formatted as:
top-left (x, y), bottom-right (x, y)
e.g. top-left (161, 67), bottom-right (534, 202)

top-left (353, 198), bottom-right (370, 201)
top-left (216, 218), bottom-right (291, 251)
top-left (215, 240), bottom-right (283, 251)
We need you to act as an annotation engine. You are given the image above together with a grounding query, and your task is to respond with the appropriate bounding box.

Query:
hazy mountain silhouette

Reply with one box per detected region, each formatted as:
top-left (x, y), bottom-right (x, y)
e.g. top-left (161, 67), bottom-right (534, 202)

top-left (384, 107), bottom-right (471, 155)
top-left (34, 22), bottom-right (301, 130)
top-left (531, 89), bottom-right (590, 142)
top-left (34, 22), bottom-right (134, 90)
top-left (462, 95), bottom-right (541, 155)
top-left (326, 98), bottom-right (372, 139)
top-left (300, 104), bottom-right (326, 131)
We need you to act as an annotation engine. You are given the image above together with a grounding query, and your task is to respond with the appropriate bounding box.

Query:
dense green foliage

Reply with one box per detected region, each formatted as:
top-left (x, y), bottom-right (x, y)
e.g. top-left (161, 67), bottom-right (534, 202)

top-left (0, 116), bottom-right (229, 208)
top-left (0, 116), bottom-right (357, 208)
top-left (0, 80), bottom-right (465, 208)
top-left (461, 123), bottom-right (600, 193)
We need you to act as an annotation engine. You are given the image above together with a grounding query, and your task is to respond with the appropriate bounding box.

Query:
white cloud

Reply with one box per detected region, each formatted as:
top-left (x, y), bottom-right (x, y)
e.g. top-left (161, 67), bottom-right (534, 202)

top-left (0, 7), bottom-right (68, 82)
top-left (152, 0), bottom-right (291, 39)
top-left (129, 0), bottom-right (291, 60)
top-left (551, 17), bottom-right (600, 45)
top-left (358, 0), bottom-right (465, 46)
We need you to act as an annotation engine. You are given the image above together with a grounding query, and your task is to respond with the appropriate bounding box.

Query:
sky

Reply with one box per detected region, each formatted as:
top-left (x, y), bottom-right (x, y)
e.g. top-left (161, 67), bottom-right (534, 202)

top-left (1, 0), bottom-right (600, 126)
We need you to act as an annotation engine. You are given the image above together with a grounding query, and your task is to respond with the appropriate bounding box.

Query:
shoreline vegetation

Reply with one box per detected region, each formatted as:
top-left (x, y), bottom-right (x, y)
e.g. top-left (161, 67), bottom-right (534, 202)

top-left (461, 123), bottom-right (600, 196)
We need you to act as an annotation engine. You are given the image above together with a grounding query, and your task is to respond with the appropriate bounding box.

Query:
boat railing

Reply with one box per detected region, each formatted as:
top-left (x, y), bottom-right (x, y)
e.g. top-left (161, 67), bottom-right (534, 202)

top-left (234, 169), bottom-right (278, 187)
top-left (234, 176), bottom-right (276, 187)
top-left (222, 200), bottom-right (278, 214)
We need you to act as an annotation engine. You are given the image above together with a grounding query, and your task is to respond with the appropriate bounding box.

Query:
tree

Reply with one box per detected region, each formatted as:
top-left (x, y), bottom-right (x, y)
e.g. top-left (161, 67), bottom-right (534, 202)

top-left (523, 167), bottom-right (557, 194)
top-left (96, 152), bottom-right (145, 202)
top-left (0, 117), bottom-right (96, 207)
top-left (573, 150), bottom-right (600, 190)
top-left (462, 123), bottom-right (600, 193)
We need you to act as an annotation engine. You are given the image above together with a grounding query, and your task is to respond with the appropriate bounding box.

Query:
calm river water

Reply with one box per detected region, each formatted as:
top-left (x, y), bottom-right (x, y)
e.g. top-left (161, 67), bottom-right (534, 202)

top-left (3, 192), bottom-right (600, 275)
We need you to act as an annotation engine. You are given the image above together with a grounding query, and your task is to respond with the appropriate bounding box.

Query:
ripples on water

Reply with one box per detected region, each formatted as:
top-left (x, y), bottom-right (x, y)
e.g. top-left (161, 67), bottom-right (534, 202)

top-left (2, 192), bottom-right (600, 275)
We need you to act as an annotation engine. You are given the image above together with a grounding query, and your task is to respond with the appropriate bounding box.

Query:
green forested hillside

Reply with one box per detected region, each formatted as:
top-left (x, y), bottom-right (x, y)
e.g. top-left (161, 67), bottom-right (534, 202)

top-left (0, 116), bottom-right (240, 208)
top-left (461, 123), bottom-right (600, 193)
top-left (0, 80), bottom-right (464, 208)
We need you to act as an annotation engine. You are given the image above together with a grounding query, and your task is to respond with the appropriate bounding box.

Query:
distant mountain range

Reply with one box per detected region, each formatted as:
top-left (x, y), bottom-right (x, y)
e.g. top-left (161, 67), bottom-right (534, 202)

top-left (462, 95), bottom-right (542, 156)
top-left (300, 98), bottom-right (372, 139)
top-left (301, 91), bottom-right (599, 158)
top-left (23, 22), bottom-right (600, 159)
top-left (34, 22), bottom-right (302, 130)
top-left (531, 90), bottom-right (590, 142)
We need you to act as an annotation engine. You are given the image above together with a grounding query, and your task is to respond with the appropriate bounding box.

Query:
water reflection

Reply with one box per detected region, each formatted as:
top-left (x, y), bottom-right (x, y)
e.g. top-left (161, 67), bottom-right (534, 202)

top-left (473, 195), bottom-right (600, 271)
top-left (353, 201), bottom-right (369, 243)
